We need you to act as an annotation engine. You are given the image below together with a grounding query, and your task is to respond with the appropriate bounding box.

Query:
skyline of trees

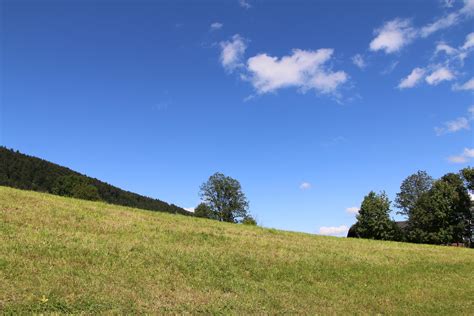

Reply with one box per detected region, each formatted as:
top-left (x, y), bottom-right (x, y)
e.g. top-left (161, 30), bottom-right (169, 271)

top-left (350, 168), bottom-right (473, 247)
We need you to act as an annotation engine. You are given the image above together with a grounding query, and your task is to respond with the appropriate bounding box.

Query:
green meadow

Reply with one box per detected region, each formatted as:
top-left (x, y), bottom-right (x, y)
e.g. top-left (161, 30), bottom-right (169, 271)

top-left (0, 186), bottom-right (473, 314)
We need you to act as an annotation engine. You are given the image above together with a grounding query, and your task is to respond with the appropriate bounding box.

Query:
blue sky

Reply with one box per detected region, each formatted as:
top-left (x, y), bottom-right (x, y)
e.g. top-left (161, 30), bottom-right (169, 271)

top-left (2, 0), bottom-right (473, 236)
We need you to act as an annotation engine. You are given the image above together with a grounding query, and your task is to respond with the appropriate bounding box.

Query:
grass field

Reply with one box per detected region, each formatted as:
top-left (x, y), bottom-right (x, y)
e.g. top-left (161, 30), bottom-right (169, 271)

top-left (0, 186), bottom-right (473, 314)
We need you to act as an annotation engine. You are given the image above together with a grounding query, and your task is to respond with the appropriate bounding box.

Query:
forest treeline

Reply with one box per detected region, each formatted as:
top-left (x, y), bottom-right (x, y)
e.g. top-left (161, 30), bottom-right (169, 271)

top-left (0, 147), bottom-right (190, 215)
top-left (349, 169), bottom-right (474, 247)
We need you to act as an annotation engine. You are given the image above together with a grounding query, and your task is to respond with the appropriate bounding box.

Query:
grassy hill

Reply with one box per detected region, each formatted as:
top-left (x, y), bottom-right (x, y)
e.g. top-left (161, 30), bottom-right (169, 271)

top-left (1, 186), bottom-right (473, 314)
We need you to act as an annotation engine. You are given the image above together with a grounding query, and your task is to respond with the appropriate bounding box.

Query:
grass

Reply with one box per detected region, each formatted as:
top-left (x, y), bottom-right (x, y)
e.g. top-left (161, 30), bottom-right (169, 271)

top-left (0, 186), bottom-right (473, 314)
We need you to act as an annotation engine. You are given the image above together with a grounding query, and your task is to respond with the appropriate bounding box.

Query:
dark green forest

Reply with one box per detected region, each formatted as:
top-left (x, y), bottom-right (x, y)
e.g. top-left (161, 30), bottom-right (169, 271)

top-left (0, 147), bottom-right (190, 216)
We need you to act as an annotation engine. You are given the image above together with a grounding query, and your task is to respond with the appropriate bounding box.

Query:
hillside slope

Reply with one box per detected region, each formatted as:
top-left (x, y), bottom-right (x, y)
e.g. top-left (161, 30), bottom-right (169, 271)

top-left (0, 147), bottom-right (190, 215)
top-left (1, 186), bottom-right (473, 314)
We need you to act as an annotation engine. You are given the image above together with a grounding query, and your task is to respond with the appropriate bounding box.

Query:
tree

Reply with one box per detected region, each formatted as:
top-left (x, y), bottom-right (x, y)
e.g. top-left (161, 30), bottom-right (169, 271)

top-left (408, 173), bottom-right (471, 245)
top-left (461, 167), bottom-right (474, 191)
top-left (194, 203), bottom-right (217, 219)
top-left (242, 215), bottom-right (257, 226)
top-left (199, 172), bottom-right (249, 223)
top-left (395, 170), bottom-right (433, 218)
top-left (460, 167), bottom-right (474, 247)
top-left (346, 224), bottom-right (359, 238)
top-left (353, 191), bottom-right (399, 240)
top-left (441, 173), bottom-right (472, 245)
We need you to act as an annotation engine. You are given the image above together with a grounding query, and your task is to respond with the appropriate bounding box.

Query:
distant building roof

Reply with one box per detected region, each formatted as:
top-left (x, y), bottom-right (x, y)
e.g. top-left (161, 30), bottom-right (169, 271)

top-left (395, 221), bottom-right (409, 230)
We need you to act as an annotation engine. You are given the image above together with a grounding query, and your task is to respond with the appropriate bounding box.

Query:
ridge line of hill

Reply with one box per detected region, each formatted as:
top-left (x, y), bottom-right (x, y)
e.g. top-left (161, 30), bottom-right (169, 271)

top-left (0, 146), bottom-right (191, 215)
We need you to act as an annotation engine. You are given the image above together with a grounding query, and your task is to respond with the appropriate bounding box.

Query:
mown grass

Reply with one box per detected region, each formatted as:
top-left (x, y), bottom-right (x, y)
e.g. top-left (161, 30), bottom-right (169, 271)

top-left (0, 186), bottom-right (473, 314)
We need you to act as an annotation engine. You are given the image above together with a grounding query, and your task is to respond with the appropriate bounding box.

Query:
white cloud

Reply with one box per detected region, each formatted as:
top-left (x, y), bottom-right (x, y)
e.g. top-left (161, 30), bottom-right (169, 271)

top-left (369, 18), bottom-right (416, 54)
top-left (435, 42), bottom-right (458, 55)
top-left (219, 34), bottom-right (247, 72)
top-left (184, 207), bottom-right (195, 213)
top-left (435, 117), bottom-right (470, 135)
top-left (422, 32), bottom-right (474, 90)
top-left (425, 67), bottom-right (455, 85)
top-left (435, 105), bottom-right (474, 136)
top-left (372, 1), bottom-right (474, 53)
top-left (310, 71), bottom-right (348, 94)
top-left (421, 0), bottom-right (474, 37)
top-left (448, 147), bottom-right (474, 163)
top-left (218, 38), bottom-right (348, 98)
top-left (420, 12), bottom-right (460, 37)
top-left (352, 54), bottom-right (366, 69)
top-left (449, 155), bottom-right (469, 163)
top-left (398, 67), bottom-right (426, 89)
top-left (453, 77), bottom-right (474, 90)
top-left (436, 105), bottom-right (474, 135)
top-left (299, 182), bottom-right (312, 190)
top-left (468, 105), bottom-right (474, 118)
top-left (210, 22), bottom-right (223, 31)
top-left (434, 33), bottom-right (474, 63)
top-left (462, 32), bottom-right (474, 49)
top-left (239, 0), bottom-right (251, 9)
top-left (462, 148), bottom-right (474, 157)
top-left (319, 225), bottom-right (349, 237)
top-left (460, 0), bottom-right (474, 15)
top-left (435, 32), bottom-right (474, 64)
top-left (246, 48), bottom-right (348, 94)
top-left (346, 207), bottom-right (360, 215)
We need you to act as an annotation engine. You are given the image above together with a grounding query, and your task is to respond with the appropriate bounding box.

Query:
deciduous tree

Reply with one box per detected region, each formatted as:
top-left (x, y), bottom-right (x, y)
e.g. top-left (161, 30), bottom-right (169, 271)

top-left (408, 173), bottom-right (471, 245)
top-left (395, 170), bottom-right (433, 218)
top-left (194, 202), bottom-right (217, 219)
top-left (199, 172), bottom-right (249, 223)
top-left (354, 191), bottom-right (399, 240)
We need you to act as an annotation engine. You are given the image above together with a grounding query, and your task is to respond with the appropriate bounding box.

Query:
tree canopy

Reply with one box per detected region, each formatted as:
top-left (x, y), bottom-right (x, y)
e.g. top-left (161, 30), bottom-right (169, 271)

top-left (461, 167), bottom-right (474, 191)
top-left (353, 191), bottom-right (400, 240)
top-left (408, 174), bottom-right (471, 244)
top-left (460, 167), bottom-right (474, 246)
top-left (199, 172), bottom-right (250, 223)
top-left (395, 170), bottom-right (433, 217)
top-left (194, 203), bottom-right (217, 220)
